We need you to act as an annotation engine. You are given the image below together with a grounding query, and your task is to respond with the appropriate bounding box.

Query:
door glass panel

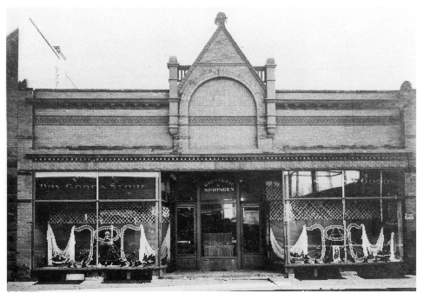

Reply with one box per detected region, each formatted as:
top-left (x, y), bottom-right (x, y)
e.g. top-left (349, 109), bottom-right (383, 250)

top-left (243, 206), bottom-right (260, 253)
top-left (201, 202), bottom-right (237, 257)
top-left (240, 175), bottom-right (263, 203)
top-left (176, 207), bottom-right (195, 255)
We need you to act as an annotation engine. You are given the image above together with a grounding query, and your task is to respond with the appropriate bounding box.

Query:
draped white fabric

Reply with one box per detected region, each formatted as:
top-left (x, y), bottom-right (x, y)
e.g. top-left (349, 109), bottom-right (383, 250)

top-left (361, 224), bottom-right (384, 257)
top-left (290, 225), bottom-right (308, 256)
top-left (160, 225), bottom-right (171, 262)
top-left (138, 224), bottom-right (155, 259)
top-left (46, 223), bottom-right (76, 265)
top-left (46, 223), bottom-right (171, 265)
top-left (389, 232), bottom-right (400, 262)
top-left (270, 227), bottom-right (285, 260)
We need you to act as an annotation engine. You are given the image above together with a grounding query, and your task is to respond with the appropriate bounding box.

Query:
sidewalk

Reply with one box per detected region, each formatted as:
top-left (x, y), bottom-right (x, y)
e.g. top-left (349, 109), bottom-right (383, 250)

top-left (8, 274), bottom-right (416, 291)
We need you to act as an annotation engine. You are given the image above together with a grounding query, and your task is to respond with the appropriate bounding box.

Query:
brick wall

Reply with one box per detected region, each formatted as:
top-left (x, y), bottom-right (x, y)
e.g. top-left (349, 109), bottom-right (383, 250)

top-left (34, 108), bottom-right (173, 149)
top-left (274, 109), bottom-right (402, 149)
top-left (7, 40), bottom-right (32, 278)
top-left (15, 89), bottom-right (34, 279)
top-left (404, 172), bottom-right (416, 272)
top-left (7, 89), bottom-right (19, 280)
top-left (188, 78), bottom-right (257, 150)
top-left (403, 87), bottom-right (416, 273)
top-left (15, 201), bottom-right (33, 279)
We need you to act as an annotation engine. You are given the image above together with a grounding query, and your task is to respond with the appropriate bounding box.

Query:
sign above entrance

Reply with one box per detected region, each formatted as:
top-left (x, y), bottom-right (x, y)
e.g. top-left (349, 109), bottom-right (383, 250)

top-left (202, 179), bottom-right (235, 193)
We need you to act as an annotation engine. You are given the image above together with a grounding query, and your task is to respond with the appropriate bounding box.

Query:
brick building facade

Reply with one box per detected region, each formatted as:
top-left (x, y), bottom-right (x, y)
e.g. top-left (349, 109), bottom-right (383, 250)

top-left (9, 13), bottom-right (415, 280)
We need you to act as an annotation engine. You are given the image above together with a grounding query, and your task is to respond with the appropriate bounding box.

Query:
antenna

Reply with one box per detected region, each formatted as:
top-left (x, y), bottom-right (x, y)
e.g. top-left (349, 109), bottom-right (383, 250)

top-left (28, 17), bottom-right (78, 88)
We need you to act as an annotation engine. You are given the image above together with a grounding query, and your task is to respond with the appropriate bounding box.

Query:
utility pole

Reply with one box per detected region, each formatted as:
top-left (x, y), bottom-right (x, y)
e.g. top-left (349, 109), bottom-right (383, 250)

top-left (28, 18), bottom-right (77, 88)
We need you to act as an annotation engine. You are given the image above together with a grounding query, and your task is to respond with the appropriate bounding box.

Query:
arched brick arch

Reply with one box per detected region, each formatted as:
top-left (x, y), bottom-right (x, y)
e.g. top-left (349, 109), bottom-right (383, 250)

top-left (177, 68), bottom-right (265, 152)
top-left (180, 72), bottom-right (263, 116)
top-left (179, 76), bottom-right (261, 151)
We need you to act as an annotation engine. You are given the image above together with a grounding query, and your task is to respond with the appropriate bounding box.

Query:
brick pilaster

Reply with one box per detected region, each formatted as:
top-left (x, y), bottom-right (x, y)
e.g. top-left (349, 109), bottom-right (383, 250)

top-left (265, 58), bottom-right (276, 137)
top-left (16, 93), bottom-right (34, 279)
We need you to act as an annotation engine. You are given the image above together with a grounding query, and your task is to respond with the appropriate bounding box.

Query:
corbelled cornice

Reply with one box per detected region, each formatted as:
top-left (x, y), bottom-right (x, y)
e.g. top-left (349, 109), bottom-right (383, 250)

top-left (26, 152), bottom-right (410, 163)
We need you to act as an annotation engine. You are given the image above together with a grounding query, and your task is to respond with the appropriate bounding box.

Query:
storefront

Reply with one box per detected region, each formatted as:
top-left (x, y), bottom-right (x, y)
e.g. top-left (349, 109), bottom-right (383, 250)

top-left (33, 172), bottom-right (166, 270)
top-left (30, 169), bottom-right (405, 273)
top-left (283, 170), bottom-right (404, 276)
top-left (14, 12), bottom-right (415, 279)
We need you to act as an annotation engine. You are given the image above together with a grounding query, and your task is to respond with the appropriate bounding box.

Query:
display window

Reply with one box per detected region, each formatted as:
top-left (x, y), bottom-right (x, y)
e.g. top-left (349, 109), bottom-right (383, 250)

top-left (287, 171), bottom-right (343, 198)
top-left (283, 170), bottom-right (403, 266)
top-left (33, 172), bottom-right (169, 269)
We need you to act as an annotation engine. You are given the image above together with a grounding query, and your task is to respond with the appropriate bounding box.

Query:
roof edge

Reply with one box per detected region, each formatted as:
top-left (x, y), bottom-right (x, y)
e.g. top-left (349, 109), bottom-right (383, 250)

top-left (276, 89), bottom-right (406, 93)
top-left (34, 89), bottom-right (169, 93)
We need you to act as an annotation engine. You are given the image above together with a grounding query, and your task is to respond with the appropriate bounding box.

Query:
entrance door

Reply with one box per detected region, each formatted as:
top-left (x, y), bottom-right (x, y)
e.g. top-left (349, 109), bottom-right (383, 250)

top-left (172, 173), bottom-right (267, 271)
top-left (198, 202), bottom-right (264, 270)
top-left (199, 200), bottom-right (239, 270)
top-left (198, 177), bottom-right (238, 270)
top-left (174, 204), bottom-right (197, 270)
top-left (241, 204), bottom-right (264, 268)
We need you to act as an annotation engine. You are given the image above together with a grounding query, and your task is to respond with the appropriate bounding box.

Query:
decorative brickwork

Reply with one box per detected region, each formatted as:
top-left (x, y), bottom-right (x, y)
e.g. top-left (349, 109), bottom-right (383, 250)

top-left (35, 115), bottom-right (168, 126)
top-left (276, 115), bottom-right (400, 126)
top-left (27, 152), bottom-right (410, 163)
top-left (189, 116), bottom-right (257, 126)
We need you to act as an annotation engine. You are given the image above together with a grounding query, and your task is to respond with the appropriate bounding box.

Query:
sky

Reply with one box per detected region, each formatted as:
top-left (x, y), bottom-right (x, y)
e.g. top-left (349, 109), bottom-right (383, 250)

top-left (6, 5), bottom-right (416, 90)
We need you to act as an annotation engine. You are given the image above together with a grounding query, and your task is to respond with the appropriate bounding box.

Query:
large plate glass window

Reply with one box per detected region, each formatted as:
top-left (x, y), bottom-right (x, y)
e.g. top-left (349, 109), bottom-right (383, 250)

top-left (283, 169), bottom-right (403, 266)
top-left (33, 172), bottom-right (162, 269)
top-left (287, 171), bottom-right (342, 198)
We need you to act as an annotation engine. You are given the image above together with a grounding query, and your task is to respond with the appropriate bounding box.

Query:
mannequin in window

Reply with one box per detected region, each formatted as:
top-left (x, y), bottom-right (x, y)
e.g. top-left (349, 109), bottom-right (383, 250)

top-left (99, 231), bottom-right (121, 266)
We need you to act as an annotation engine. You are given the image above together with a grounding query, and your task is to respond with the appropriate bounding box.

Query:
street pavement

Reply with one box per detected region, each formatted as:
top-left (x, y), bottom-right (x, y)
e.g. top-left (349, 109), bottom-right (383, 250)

top-left (7, 273), bottom-right (416, 291)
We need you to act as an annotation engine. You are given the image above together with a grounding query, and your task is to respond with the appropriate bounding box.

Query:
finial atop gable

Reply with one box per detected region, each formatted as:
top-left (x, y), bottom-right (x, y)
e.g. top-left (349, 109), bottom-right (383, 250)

top-left (215, 12), bottom-right (227, 27)
top-left (400, 80), bottom-right (412, 92)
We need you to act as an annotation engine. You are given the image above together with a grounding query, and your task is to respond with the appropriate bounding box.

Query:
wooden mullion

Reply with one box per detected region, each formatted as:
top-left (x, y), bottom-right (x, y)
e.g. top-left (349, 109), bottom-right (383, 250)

top-left (95, 174), bottom-right (99, 267)
top-left (34, 199), bottom-right (97, 203)
top-left (236, 178), bottom-right (242, 268)
top-left (196, 185), bottom-right (201, 268)
top-left (282, 171), bottom-right (290, 267)
top-left (286, 197), bottom-right (344, 201)
top-left (98, 198), bottom-right (158, 202)
top-left (380, 171), bottom-right (384, 222)
top-left (156, 175), bottom-right (162, 269)
top-left (342, 170), bottom-right (347, 263)
top-left (397, 195), bottom-right (404, 259)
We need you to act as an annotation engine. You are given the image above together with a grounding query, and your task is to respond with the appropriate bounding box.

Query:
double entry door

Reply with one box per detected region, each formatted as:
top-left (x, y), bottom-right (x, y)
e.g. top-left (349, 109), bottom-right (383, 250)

top-left (174, 177), bottom-right (264, 271)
